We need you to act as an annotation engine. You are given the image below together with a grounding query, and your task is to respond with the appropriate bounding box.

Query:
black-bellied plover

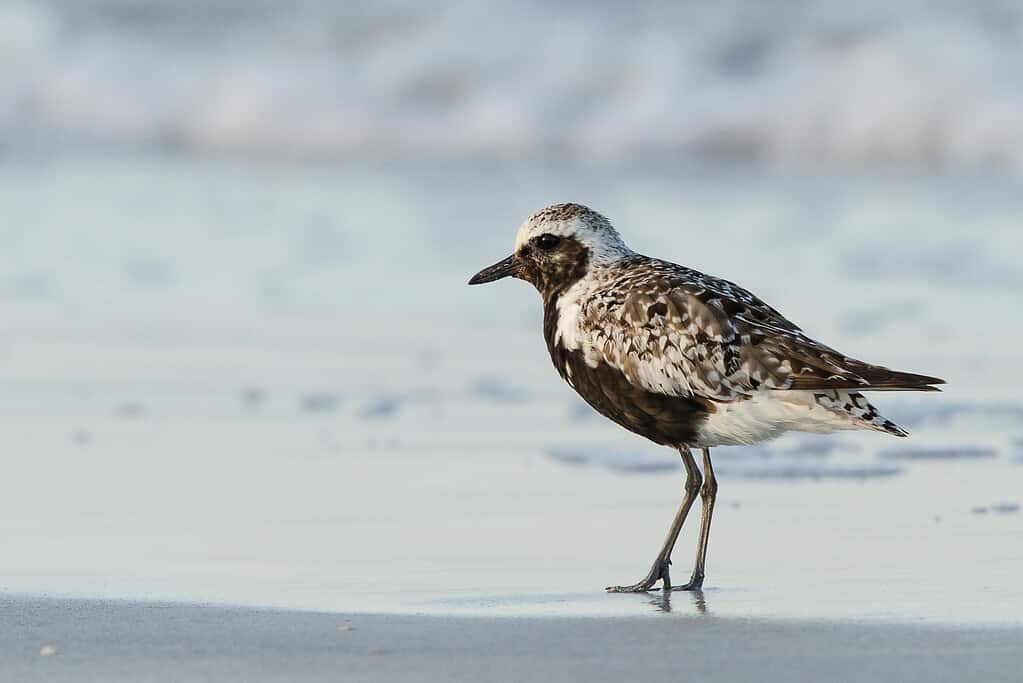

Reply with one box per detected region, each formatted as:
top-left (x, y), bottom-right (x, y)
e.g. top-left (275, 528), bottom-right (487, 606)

top-left (468, 203), bottom-right (944, 593)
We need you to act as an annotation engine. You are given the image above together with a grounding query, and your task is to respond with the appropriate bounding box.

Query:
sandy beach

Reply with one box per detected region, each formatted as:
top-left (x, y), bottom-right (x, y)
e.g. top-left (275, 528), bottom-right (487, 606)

top-left (6, 597), bottom-right (1023, 683)
top-left (2, 157), bottom-right (1021, 678)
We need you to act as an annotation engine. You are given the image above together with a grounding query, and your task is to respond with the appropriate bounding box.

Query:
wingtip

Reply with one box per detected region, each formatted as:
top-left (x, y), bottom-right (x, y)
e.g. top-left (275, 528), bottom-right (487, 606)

top-left (881, 373), bottom-right (947, 392)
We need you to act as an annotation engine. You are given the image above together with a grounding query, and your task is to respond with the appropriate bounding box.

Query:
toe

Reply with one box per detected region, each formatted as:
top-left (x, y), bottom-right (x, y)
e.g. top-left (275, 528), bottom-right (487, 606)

top-left (607, 583), bottom-right (652, 593)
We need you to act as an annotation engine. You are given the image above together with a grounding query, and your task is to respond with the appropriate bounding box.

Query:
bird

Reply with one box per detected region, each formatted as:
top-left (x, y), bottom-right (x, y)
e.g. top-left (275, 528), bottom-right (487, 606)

top-left (468, 202), bottom-right (944, 593)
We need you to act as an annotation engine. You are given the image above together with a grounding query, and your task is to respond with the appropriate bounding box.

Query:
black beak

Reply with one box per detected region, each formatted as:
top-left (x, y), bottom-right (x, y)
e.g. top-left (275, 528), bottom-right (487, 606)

top-left (468, 254), bottom-right (517, 285)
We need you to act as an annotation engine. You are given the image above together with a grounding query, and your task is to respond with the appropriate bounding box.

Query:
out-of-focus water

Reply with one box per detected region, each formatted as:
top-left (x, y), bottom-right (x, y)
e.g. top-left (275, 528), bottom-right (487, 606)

top-left (2, 155), bottom-right (1019, 470)
top-left (4, 1), bottom-right (1023, 173)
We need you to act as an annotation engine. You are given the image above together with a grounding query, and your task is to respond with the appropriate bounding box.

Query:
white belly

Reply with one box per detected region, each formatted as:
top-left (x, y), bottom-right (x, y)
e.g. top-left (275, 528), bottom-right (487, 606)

top-left (693, 391), bottom-right (864, 447)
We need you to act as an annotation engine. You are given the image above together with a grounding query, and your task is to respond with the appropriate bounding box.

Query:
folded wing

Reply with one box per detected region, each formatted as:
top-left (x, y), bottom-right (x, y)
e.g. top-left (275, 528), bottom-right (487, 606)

top-left (577, 262), bottom-right (945, 402)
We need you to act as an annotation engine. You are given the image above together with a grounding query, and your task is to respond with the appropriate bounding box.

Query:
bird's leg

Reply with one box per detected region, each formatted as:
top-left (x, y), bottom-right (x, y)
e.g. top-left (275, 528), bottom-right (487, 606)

top-left (607, 447), bottom-right (702, 593)
top-left (672, 447), bottom-right (717, 591)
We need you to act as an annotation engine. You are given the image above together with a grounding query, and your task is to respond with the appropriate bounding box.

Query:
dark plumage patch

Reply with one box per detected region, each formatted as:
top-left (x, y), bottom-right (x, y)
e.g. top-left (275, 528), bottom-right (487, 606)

top-left (516, 234), bottom-right (590, 301)
top-left (543, 303), bottom-right (711, 446)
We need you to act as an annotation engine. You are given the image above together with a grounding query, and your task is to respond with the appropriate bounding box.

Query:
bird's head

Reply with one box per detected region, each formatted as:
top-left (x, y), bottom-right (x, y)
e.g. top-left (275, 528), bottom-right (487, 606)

top-left (468, 203), bottom-right (632, 296)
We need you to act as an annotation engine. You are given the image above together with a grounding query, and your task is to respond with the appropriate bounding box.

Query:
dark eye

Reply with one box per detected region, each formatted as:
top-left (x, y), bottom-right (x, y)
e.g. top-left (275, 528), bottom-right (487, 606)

top-left (535, 233), bottom-right (561, 251)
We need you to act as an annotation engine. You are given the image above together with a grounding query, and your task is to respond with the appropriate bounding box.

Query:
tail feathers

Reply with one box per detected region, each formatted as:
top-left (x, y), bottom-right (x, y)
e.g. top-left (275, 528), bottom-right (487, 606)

top-left (814, 390), bottom-right (910, 437)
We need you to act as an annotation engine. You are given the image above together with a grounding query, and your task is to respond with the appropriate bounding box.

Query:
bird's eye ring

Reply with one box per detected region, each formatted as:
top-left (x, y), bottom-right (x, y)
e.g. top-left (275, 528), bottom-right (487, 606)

top-left (535, 233), bottom-right (561, 251)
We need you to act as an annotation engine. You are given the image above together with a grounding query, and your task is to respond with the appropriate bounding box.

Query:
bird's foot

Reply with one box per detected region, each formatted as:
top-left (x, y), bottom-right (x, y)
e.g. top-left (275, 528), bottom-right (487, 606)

top-left (606, 559), bottom-right (671, 593)
top-left (606, 580), bottom-right (658, 593)
top-left (670, 570), bottom-right (704, 592)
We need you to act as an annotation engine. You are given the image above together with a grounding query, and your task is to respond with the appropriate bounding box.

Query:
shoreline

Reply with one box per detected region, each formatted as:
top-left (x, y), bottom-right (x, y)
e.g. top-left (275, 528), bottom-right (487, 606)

top-left (5, 596), bottom-right (1023, 682)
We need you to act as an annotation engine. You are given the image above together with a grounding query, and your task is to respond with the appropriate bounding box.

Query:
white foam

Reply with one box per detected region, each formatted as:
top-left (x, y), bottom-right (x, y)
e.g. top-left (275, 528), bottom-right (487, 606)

top-left (4, 1), bottom-right (1023, 172)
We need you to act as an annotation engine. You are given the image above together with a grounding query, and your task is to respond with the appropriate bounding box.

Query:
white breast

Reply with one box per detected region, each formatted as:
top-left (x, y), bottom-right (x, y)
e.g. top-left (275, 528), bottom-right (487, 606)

top-left (554, 277), bottom-right (595, 353)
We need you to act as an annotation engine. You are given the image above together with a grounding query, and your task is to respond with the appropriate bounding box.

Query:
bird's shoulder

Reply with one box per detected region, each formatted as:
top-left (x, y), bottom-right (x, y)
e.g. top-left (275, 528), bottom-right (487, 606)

top-left (569, 257), bottom-right (802, 347)
top-left (595, 257), bottom-right (799, 331)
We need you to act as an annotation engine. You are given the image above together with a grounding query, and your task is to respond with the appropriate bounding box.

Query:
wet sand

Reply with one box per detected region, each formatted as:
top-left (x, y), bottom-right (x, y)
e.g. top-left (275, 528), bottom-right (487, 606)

top-left (2, 160), bottom-right (1022, 678)
top-left (3, 443), bottom-right (1021, 624)
top-left (6, 597), bottom-right (1022, 683)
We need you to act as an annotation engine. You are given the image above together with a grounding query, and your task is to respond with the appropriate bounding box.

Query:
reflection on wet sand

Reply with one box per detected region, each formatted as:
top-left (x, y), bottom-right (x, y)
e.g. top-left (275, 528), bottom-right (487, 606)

top-left (648, 590), bottom-right (708, 616)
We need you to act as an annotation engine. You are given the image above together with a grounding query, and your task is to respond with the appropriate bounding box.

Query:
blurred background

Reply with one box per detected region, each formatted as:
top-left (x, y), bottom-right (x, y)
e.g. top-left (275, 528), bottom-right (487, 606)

top-left (1, 1), bottom-right (1021, 619)
top-left (5, 1), bottom-right (1023, 169)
